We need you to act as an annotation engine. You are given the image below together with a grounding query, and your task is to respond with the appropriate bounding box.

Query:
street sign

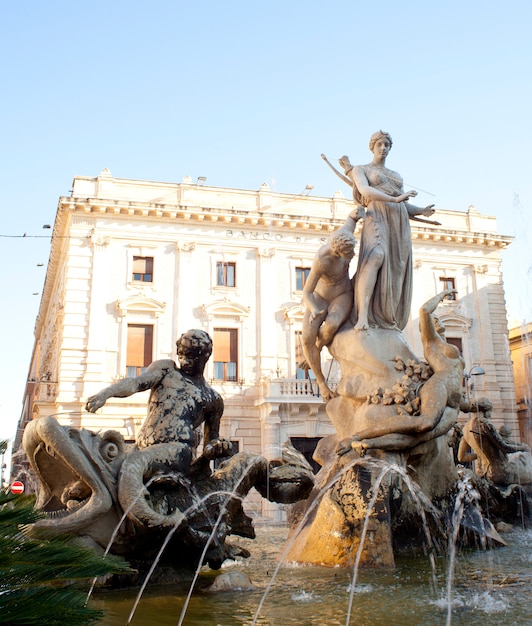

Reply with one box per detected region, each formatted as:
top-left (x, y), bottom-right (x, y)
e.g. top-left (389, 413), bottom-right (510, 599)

top-left (11, 481), bottom-right (24, 495)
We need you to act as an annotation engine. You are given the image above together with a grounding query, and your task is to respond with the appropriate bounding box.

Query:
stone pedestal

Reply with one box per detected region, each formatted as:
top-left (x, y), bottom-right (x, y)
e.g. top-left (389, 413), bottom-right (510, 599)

top-left (285, 451), bottom-right (395, 568)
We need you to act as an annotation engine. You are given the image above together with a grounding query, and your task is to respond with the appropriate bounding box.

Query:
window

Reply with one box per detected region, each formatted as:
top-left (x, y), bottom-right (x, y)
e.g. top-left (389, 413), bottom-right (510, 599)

top-left (133, 256), bottom-right (154, 282)
top-left (295, 267), bottom-right (311, 291)
top-left (126, 324), bottom-right (153, 377)
top-left (446, 337), bottom-right (463, 354)
top-left (213, 328), bottom-right (238, 381)
top-left (439, 277), bottom-right (456, 299)
top-left (216, 261), bottom-right (236, 287)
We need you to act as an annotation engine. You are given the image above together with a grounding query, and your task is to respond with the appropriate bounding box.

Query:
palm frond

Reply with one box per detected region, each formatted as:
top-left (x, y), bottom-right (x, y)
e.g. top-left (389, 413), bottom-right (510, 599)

top-left (0, 489), bottom-right (131, 625)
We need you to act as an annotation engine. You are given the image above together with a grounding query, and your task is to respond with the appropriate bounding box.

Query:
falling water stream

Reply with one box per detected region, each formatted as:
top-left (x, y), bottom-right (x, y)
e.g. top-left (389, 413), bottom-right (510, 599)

top-left (93, 523), bottom-right (532, 626)
top-left (91, 452), bottom-right (532, 626)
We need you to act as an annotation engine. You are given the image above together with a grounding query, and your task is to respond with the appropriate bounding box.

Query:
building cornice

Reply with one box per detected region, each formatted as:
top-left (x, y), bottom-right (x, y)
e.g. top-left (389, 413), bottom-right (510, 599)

top-left (33, 178), bottom-right (513, 340)
top-left (34, 197), bottom-right (72, 338)
top-left (60, 195), bottom-right (513, 249)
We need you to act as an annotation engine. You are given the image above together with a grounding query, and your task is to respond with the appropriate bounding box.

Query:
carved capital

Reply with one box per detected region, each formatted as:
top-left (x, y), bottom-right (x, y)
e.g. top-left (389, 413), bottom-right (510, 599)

top-left (258, 247), bottom-right (276, 259)
top-left (90, 232), bottom-right (110, 247)
top-left (177, 241), bottom-right (196, 253)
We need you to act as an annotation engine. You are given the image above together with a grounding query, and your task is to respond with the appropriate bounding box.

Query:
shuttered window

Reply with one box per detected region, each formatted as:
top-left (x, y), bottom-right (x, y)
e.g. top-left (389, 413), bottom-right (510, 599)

top-left (126, 324), bottom-right (153, 377)
top-left (213, 328), bottom-right (238, 381)
top-left (133, 256), bottom-right (154, 282)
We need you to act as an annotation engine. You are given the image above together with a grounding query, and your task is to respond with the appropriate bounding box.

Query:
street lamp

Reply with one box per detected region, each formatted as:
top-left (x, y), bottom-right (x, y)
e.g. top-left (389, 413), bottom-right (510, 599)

top-left (467, 365), bottom-right (485, 378)
top-left (464, 364), bottom-right (485, 407)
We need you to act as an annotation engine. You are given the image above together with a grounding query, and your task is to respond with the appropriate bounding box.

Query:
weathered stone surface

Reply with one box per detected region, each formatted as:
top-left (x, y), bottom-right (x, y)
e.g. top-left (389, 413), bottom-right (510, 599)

top-left (22, 330), bottom-right (315, 584)
top-left (459, 411), bottom-right (532, 486)
top-left (286, 452), bottom-right (395, 568)
top-left (206, 570), bottom-right (256, 592)
top-left (286, 286), bottom-right (488, 567)
top-left (327, 326), bottom-right (419, 439)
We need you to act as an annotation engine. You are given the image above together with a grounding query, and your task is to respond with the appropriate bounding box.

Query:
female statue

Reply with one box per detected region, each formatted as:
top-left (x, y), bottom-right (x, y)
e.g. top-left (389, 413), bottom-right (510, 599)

top-left (341, 131), bottom-right (435, 331)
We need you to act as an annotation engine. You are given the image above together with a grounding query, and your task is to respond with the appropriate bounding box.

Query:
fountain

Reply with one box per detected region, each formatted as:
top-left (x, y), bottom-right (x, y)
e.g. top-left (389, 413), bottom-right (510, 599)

top-left (286, 131), bottom-right (531, 569)
top-left (90, 525), bottom-right (532, 625)
top-left (20, 132), bottom-right (532, 623)
top-left (22, 329), bottom-right (315, 586)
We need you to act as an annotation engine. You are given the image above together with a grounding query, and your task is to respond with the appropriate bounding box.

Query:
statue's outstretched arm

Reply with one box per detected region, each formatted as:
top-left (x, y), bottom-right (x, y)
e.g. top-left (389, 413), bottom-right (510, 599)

top-left (85, 360), bottom-right (167, 412)
top-left (489, 423), bottom-right (529, 454)
top-left (419, 289), bottom-right (457, 343)
top-left (405, 201), bottom-right (436, 219)
top-left (342, 206), bottom-right (365, 232)
top-left (321, 153), bottom-right (353, 187)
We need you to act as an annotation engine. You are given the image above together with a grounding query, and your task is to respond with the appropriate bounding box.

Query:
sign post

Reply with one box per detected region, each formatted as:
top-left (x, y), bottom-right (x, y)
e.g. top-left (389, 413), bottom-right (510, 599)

top-left (10, 481), bottom-right (24, 495)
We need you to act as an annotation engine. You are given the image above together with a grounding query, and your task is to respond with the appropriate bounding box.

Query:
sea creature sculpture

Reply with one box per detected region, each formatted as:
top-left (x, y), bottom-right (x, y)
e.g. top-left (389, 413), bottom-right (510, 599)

top-left (458, 406), bottom-right (532, 486)
top-left (22, 414), bottom-right (314, 579)
top-left (22, 329), bottom-right (315, 582)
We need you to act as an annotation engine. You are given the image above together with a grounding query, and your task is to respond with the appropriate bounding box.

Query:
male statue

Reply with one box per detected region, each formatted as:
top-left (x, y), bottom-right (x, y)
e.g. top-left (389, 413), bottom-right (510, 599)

top-left (301, 207), bottom-right (363, 402)
top-left (86, 329), bottom-right (232, 460)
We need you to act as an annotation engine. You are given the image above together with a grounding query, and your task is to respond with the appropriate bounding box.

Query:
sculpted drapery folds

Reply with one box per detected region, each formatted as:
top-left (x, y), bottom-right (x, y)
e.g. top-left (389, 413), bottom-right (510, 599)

top-left (341, 131), bottom-right (435, 331)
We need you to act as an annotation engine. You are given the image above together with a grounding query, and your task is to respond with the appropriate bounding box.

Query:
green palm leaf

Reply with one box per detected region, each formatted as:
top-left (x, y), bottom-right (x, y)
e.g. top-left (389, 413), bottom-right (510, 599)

top-left (0, 491), bottom-right (131, 625)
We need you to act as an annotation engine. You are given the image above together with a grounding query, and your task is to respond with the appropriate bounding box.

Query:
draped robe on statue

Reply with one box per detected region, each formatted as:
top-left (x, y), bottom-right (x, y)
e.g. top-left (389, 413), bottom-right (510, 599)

top-left (353, 165), bottom-right (412, 330)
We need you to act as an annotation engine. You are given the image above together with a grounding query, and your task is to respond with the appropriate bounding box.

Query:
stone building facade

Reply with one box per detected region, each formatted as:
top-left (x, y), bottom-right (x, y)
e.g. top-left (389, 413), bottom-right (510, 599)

top-left (12, 169), bottom-right (518, 517)
top-left (509, 323), bottom-right (532, 448)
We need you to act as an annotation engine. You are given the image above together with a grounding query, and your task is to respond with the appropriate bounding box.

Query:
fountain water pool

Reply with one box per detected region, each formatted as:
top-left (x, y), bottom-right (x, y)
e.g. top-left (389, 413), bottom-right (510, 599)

top-left (93, 525), bottom-right (532, 626)
top-left (18, 172), bottom-right (532, 622)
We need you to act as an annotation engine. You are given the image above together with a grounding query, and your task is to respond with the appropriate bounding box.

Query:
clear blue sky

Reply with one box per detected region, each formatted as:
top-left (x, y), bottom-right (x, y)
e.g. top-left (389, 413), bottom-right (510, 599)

top-left (1, 0), bottom-right (531, 442)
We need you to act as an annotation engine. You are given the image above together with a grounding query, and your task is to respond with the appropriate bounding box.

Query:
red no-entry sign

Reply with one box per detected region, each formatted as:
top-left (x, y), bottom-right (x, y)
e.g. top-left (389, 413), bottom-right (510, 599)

top-left (11, 481), bottom-right (24, 495)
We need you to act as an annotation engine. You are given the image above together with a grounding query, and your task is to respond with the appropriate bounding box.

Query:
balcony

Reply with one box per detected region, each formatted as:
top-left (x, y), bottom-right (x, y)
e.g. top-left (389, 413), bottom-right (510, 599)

top-left (261, 378), bottom-right (338, 404)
